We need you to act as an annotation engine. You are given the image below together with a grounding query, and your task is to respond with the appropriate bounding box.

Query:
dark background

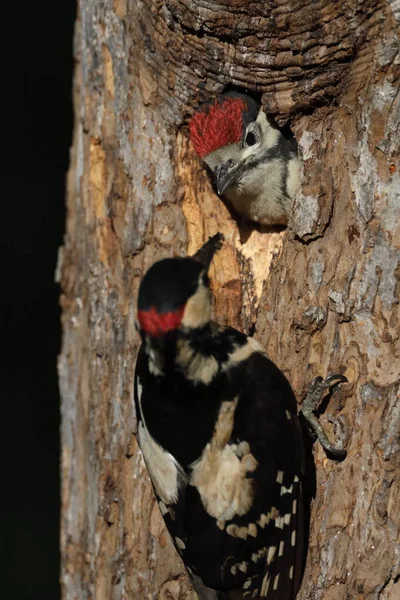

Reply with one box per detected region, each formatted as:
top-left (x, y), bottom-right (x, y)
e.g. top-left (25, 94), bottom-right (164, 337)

top-left (1, 2), bottom-right (75, 597)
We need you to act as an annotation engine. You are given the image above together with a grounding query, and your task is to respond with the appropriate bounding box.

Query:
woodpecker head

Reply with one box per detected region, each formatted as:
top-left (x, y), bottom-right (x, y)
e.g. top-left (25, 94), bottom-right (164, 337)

top-left (189, 92), bottom-right (300, 225)
top-left (137, 234), bottom-right (223, 341)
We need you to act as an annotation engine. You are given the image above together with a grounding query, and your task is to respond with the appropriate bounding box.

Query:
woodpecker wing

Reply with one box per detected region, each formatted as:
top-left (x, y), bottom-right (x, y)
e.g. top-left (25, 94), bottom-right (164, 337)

top-left (181, 343), bottom-right (305, 600)
top-left (233, 349), bottom-right (304, 600)
top-left (134, 334), bottom-right (305, 600)
top-left (134, 342), bottom-right (223, 561)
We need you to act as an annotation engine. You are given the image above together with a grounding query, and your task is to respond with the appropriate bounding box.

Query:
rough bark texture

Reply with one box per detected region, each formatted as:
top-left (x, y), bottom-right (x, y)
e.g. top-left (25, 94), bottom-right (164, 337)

top-left (60, 1), bottom-right (400, 599)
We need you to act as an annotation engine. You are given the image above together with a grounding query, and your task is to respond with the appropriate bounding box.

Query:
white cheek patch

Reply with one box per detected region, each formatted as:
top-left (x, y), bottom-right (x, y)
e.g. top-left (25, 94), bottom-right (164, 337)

top-left (181, 278), bottom-right (211, 329)
top-left (176, 339), bottom-right (219, 384)
top-left (256, 110), bottom-right (280, 151)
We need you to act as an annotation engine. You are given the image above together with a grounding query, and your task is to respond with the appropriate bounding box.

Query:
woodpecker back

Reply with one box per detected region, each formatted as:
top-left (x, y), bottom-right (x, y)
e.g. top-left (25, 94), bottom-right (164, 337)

top-left (134, 235), bottom-right (305, 599)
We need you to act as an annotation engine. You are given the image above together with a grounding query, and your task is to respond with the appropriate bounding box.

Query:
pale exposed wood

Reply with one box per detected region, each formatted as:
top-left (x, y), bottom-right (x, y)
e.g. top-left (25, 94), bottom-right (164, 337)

top-left (60, 1), bottom-right (400, 599)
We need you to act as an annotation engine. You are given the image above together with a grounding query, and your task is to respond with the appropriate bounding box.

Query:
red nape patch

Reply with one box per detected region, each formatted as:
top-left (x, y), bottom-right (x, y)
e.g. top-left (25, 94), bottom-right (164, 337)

top-left (138, 306), bottom-right (185, 337)
top-left (189, 97), bottom-right (247, 158)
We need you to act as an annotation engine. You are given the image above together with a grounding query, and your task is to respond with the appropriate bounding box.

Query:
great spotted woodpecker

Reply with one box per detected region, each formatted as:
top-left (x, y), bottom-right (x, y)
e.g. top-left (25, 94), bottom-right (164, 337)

top-left (189, 92), bottom-right (301, 226)
top-left (134, 235), bottom-right (347, 600)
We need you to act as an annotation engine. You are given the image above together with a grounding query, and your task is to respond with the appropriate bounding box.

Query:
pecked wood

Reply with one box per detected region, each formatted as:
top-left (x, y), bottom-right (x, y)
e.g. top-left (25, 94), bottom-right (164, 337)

top-left (60, 1), bottom-right (400, 599)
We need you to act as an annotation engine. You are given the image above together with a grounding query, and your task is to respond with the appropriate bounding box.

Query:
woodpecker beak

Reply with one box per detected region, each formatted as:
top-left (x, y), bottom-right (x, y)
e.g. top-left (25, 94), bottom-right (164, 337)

top-left (192, 233), bottom-right (224, 270)
top-left (215, 160), bottom-right (246, 195)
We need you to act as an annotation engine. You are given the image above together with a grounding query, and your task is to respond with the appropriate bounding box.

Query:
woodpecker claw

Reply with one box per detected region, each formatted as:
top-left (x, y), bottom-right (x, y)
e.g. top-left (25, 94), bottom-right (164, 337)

top-left (323, 374), bottom-right (348, 386)
top-left (301, 374), bottom-right (348, 459)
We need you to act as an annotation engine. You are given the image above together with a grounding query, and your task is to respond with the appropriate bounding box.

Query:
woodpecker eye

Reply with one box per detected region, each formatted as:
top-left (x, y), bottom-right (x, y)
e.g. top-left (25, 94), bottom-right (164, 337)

top-left (244, 131), bottom-right (257, 147)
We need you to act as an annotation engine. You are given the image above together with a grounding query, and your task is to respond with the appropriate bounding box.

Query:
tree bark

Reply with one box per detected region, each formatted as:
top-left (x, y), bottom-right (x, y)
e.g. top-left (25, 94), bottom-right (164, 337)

top-left (60, 1), bottom-right (400, 599)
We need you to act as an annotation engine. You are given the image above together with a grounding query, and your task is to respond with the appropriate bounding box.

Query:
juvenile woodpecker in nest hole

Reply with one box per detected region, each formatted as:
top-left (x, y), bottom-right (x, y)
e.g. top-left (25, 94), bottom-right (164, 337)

top-left (134, 234), bottom-right (347, 600)
top-left (189, 92), bottom-right (301, 226)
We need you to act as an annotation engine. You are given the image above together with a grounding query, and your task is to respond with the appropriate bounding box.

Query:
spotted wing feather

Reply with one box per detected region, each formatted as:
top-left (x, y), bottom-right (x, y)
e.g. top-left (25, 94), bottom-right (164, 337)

top-left (175, 350), bottom-right (304, 599)
top-left (134, 340), bottom-right (304, 600)
top-left (229, 351), bottom-right (305, 599)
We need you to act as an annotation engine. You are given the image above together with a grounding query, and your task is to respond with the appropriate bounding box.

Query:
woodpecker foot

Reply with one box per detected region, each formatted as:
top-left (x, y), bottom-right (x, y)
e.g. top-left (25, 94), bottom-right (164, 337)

top-left (301, 374), bottom-right (348, 459)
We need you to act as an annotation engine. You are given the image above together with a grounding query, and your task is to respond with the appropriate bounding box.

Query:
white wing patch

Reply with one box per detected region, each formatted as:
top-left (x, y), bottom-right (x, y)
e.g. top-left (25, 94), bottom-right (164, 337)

top-left (136, 378), bottom-right (187, 505)
top-left (176, 338), bottom-right (219, 384)
top-left (190, 398), bottom-right (258, 521)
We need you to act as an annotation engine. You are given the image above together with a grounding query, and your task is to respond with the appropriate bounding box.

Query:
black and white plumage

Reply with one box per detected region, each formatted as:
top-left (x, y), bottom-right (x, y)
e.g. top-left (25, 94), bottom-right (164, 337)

top-left (189, 93), bottom-right (301, 226)
top-left (134, 234), bottom-right (305, 600)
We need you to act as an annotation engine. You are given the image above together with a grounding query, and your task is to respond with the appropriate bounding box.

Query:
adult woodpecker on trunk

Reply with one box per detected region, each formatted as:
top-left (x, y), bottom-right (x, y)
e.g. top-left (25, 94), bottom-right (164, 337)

top-left (189, 92), bottom-right (301, 226)
top-left (134, 234), bottom-right (346, 600)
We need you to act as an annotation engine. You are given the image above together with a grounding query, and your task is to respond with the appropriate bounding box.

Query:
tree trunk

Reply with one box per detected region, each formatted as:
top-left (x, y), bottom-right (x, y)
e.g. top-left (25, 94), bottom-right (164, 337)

top-left (59, 1), bottom-right (400, 599)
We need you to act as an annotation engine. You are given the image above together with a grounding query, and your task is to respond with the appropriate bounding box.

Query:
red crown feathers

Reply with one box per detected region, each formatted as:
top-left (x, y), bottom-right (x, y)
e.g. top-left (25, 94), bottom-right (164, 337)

top-left (138, 305), bottom-right (185, 337)
top-left (189, 97), bottom-right (247, 158)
